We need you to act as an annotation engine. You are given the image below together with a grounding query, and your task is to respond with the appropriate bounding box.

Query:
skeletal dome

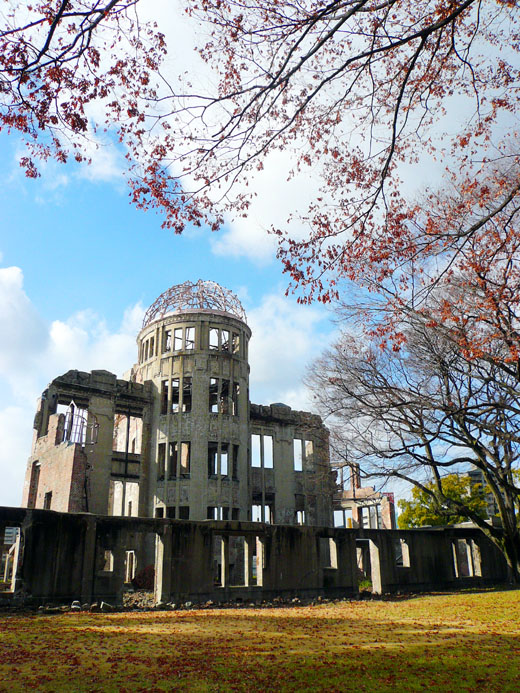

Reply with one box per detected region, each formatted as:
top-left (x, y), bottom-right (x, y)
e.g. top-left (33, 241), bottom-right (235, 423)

top-left (142, 280), bottom-right (248, 328)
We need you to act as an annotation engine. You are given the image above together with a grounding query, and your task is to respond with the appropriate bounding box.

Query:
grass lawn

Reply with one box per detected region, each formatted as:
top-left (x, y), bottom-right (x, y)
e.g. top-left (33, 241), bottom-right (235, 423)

top-left (1, 589), bottom-right (519, 692)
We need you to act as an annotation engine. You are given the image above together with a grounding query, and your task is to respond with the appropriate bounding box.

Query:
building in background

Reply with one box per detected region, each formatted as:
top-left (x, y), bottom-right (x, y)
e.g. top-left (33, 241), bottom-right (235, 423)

top-left (333, 464), bottom-right (396, 530)
top-left (22, 281), bottom-right (334, 530)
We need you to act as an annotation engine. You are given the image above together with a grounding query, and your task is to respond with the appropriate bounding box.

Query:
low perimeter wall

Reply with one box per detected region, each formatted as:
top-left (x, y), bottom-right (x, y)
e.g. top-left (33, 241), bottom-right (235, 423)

top-left (0, 506), bottom-right (509, 606)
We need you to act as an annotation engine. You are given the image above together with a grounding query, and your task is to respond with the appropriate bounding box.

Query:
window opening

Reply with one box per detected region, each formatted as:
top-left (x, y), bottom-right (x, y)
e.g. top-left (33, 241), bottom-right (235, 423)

top-left (185, 326), bottom-right (195, 350)
top-left (144, 341), bottom-right (149, 360)
top-left (169, 442), bottom-right (178, 479)
top-left (232, 444), bottom-right (239, 479)
top-left (149, 336), bottom-right (155, 357)
top-left (251, 434), bottom-right (261, 468)
top-left (157, 443), bottom-right (166, 480)
top-left (221, 443), bottom-right (229, 476)
top-left (209, 378), bottom-right (219, 413)
top-left (232, 508), bottom-right (239, 520)
top-left (125, 551), bottom-right (136, 583)
top-left (161, 381), bottom-right (169, 415)
top-left (103, 550), bottom-right (114, 572)
top-left (263, 435), bottom-right (273, 468)
top-left (296, 510), bottom-right (305, 525)
top-left (155, 507), bottom-right (164, 518)
top-left (171, 378), bottom-right (180, 413)
top-left (221, 329), bottom-right (230, 351)
top-left (232, 332), bottom-right (240, 354)
top-left (209, 327), bottom-right (219, 350)
top-left (174, 328), bottom-right (183, 351)
top-left (180, 442), bottom-right (190, 476)
top-left (333, 510), bottom-right (345, 528)
top-left (163, 329), bottom-right (171, 352)
top-left (208, 442), bottom-right (218, 476)
top-left (179, 506), bottom-right (189, 519)
top-left (43, 491), bottom-right (52, 510)
top-left (220, 379), bottom-right (230, 414)
top-left (166, 506), bottom-right (176, 519)
top-left (293, 439), bottom-right (303, 471)
top-left (182, 377), bottom-right (192, 412)
top-left (232, 382), bottom-right (240, 415)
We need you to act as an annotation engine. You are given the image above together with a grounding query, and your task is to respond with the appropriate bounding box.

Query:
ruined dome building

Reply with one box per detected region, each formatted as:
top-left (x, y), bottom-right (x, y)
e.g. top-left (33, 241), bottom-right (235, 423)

top-left (23, 281), bottom-right (334, 531)
top-left (6, 282), bottom-right (507, 602)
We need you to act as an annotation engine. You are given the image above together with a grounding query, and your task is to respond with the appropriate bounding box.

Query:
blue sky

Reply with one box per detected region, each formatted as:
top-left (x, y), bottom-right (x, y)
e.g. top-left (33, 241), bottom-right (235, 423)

top-left (0, 130), bottom-right (336, 506)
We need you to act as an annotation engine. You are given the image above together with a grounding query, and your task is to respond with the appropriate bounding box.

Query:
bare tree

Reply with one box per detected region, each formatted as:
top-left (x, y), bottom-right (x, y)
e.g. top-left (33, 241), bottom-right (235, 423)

top-left (308, 315), bottom-right (520, 579)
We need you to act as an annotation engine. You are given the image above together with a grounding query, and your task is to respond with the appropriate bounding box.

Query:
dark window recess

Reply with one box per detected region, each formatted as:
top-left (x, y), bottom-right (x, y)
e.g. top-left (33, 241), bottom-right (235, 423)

top-left (209, 378), bottom-right (218, 413)
top-left (183, 377), bottom-right (192, 413)
top-left (208, 442), bottom-right (218, 476)
top-left (171, 378), bottom-right (180, 413)
top-left (220, 379), bottom-right (230, 414)
top-left (43, 491), bottom-right (52, 510)
top-left (232, 444), bottom-right (239, 479)
top-left (232, 382), bottom-right (239, 415)
top-left (163, 330), bottom-right (171, 352)
top-left (155, 507), bottom-right (164, 518)
top-left (166, 506), bottom-right (176, 519)
top-left (161, 380), bottom-right (169, 415)
top-left (149, 336), bottom-right (155, 357)
top-left (180, 442), bottom-right (191, 475)
top-left (207, 506), bottom-right (216, 520)
top-left (169, 442), bottom-right (178, 479)
top-left (232, 332), bottom-right (240, 354)
top-left (179, 506), bottom-right (190, 519)
top-left (232, 508), bottom-right (239, 521)
top-left (157, 443), bottom-right (166, 480)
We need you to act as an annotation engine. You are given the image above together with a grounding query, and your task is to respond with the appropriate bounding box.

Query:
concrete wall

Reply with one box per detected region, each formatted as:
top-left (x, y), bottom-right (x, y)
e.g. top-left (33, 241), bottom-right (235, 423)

top-left (0, 506), bottom-right (509, 606)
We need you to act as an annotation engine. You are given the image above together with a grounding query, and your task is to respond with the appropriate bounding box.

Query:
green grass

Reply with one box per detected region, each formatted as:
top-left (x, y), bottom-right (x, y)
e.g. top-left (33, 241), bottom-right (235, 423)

top-left (1, 589), bottom-right (520, 692)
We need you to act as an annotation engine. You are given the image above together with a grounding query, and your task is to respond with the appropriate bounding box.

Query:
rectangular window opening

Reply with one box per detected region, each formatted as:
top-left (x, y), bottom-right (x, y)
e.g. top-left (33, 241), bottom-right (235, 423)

top-left (232, 332), bottom-right (240, 355)
top-left (221, 329), bottom-right (230, 351)
top-left (209, 378), bottom-right (219, 413)
top-left (157, 442), bottom-right (166, 480)
top-left (163, 329), bottom-right (172, 352)
top-left (209, 327), bottom-right (219, 350)
top-left (185, 326), bottom-right (195, 350)
top-left (264, 435), bottom-right (273, 468)
top-left (232, 382), bottom-right (240, 416)
top-left (180, 442), bottom-right (191, 476)
top-left (43, 491), bottom-right (52, 510)
top-left (293, 439), bottom-right (303, 471)
top-left (171, 378), bottom-right (180, 413)
top-left (182, 377), bottom-right (192, 412)
top-left (208, 442), bottom-right (218, 476)
top-left (160, 381), bottom-right (169, 415)
top-left (169, 442), bottom-right (178, 479)
top-left (221, 443), bottom-right (229, 476)
top-left (179, 506), bottom-right (189, 519)
top-left (232, 444), bottom-right (239, 479)
top-left (174, 328), bottom-right (183, 351)
top-left (251, 434), bottom-right (261, 468)
top-left (220, 379), bottom-right (230, 414)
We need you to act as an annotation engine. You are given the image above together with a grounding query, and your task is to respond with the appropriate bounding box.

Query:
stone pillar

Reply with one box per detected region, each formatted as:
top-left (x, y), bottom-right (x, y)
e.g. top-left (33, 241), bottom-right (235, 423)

top-left (155, 525), bottom-right (172, 604)
top-left (244, 535), bottom-right (255, 586)
top-left (221, 535), bottom-right (230, 587)
top-left (80, 517), bottom-right (97, 604)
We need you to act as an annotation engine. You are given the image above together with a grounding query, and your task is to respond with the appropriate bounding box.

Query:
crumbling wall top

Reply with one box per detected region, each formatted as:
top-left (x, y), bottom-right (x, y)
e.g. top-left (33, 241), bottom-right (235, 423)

top-left (250, 402), bottom-right (324, 427)
top-left (142, 280), bottom-right (248, 328)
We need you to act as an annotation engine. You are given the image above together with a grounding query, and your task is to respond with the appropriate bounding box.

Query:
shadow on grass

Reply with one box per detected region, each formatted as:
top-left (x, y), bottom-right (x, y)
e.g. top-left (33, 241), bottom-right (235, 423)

top-left (1, 594), bottom-right (520, 692)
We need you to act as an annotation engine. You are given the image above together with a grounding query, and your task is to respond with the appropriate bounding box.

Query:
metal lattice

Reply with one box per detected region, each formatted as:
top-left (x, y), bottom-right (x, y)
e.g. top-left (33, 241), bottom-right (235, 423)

top-left (142, 280), bottom-right (248, 328)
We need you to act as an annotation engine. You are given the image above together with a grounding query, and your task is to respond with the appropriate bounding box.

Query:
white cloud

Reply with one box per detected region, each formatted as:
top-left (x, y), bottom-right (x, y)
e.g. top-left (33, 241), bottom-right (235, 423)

top-left (0, 265), bottom-right (144, 507)
top-left (247, 291), bottom-right (333, 410)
